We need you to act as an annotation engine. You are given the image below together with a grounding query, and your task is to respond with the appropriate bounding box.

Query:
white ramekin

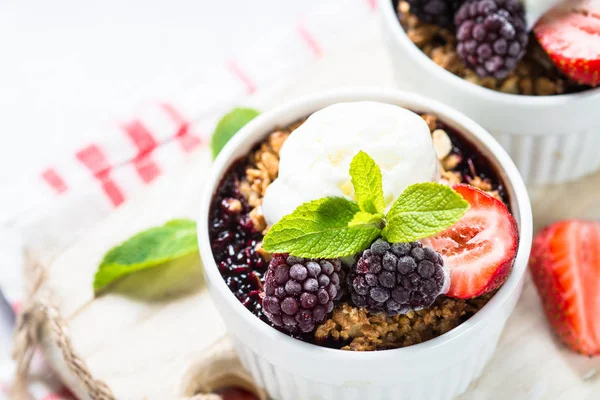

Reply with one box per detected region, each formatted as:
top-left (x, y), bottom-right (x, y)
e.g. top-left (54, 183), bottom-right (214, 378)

top-left (198, 88), bottom-right (533, 400)
top-left (380, 0), bottom-right (600, 185)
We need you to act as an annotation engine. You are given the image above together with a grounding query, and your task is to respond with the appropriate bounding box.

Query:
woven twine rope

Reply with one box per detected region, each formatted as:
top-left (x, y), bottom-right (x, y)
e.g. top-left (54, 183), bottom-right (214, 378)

top-left (10, 255), bottom-right (235, 400)
top-left (11, 254), bottom-right (116, 400)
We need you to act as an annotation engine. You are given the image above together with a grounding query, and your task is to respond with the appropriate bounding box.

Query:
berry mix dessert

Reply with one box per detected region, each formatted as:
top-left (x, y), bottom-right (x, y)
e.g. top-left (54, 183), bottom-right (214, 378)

top-left (395, 0), bottom-right (600, 95)
top-left (209, 102), bottom-right (519, 351)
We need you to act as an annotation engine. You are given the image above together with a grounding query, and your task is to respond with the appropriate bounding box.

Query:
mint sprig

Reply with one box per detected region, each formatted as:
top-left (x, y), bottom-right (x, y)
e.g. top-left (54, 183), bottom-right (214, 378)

top-left (94, 219), bottom-right (199, 294)
top-left (263, 151), bottom-right (469, 258)
top-left (349, 211), bottom-right (385, 228)
top-left (262, 197), bottom-right (380, 258)
top-left (350, 150), bottom-right (385, 214)
top-left (381, 183), bottom-right (469, 243)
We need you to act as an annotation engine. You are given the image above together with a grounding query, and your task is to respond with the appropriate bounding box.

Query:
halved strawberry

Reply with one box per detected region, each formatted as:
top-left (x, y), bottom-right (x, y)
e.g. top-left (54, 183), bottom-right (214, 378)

top-left (421, 184), bottom-right (519, 299)
top-left (534, 0), bottom-right (600, 86)
top-left (529, 220), bottom-right (600, 356)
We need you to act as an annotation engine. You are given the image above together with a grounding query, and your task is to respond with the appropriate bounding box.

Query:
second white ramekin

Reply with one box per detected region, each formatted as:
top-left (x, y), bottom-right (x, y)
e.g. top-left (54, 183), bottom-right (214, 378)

top-left (198, 88), bottom-right (533, 400)
top-left (380, 0), bottom-right (600, 185)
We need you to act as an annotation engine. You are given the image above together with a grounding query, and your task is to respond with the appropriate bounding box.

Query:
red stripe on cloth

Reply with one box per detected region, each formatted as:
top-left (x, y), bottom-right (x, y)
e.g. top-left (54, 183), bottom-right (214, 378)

top-left (133, 154), bottom-right (161, 183)
top-left (76, 145), bottom-right (125, 206)
top-left (161, 103), bottom-right (190, 137)
top-left (179, 134), bottom-right (202, 152)
top-left (100, 178), bottom-right (125, 207)
top-left (227, 60), bottom-right (257, 94)
top-left (161, 103), bottom-right (203, 152)
top-left (366, 0), bottom-right (377, 10)
top-left (41, 168), bottom-right (68, 194)
top-left (122, 120), bottom-right (161, 183)
top-left (297, 24), bottom-right (322, 57)
top-left (122, 120), bottom-right (158, 154)
top-left (76, 144), bottom-right (111, 179)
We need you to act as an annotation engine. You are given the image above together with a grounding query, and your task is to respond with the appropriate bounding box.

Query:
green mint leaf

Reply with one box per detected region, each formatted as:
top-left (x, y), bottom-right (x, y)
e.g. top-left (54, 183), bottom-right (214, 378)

top-left (211, 107), bottom-right (260, 159)
top-left (262, 197), bottom-right (381, 258)
top-left (348, 211), bottom-right (384, 228)
top-left (382, 183), bottom-right (469, 243)
top-left (94, 219), bottom-right (198, 294)
top-left (349, 151), bottom-right (385, 214)
top-left (108, 253), bottom-right (203, 301)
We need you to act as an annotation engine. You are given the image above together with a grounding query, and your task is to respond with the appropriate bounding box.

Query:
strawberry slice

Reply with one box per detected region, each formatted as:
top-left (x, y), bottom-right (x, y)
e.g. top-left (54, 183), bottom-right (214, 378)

top-left (529, 220), bottom-right (600, 356)
top-left (421, 184), bottom-right (519, 299)
top-left (534, 0), bottom-right (600, 86)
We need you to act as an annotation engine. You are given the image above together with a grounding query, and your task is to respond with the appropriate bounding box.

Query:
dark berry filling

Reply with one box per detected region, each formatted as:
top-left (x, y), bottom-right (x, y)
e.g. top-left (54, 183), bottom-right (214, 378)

top-left (208, 161), bottom-right (266, 319)
top-left (442, 119), bottom-right (508, 203)
top-left (405, 0), bottom-right (464, 28)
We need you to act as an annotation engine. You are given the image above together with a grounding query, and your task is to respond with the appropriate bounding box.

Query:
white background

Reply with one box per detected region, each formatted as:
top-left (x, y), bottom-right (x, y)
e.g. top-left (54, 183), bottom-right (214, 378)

top-left (0, 0), bottom-right (321, 188)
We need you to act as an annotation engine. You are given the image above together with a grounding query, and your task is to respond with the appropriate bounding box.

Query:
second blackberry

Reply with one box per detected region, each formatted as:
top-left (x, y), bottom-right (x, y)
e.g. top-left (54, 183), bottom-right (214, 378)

top-left (348, 239), bottom-right (448, 316)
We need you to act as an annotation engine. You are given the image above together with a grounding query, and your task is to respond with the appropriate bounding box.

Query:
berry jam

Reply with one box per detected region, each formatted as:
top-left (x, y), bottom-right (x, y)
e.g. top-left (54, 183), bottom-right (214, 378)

top-left (208, 161), bottom-right (266, 318)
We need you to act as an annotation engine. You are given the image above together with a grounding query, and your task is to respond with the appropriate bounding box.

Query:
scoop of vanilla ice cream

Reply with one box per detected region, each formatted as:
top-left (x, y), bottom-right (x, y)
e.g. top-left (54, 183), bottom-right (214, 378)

top-left (262, 101), bottom-right (440, 225)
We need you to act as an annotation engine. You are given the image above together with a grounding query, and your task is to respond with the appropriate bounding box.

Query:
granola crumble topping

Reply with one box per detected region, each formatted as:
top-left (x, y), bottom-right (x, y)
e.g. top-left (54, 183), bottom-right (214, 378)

top-left (315, 294), bottom-right (493, 351)
top-left (242, 127), bottom-right (293, 233)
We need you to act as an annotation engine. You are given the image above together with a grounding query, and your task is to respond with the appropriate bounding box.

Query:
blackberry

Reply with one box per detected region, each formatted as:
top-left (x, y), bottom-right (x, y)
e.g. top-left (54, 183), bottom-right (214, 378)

top-left (348, 239), bottom-right (448, 316)
top-left (454, 0), bottom-right (528, 79)
top-left (262, 254), bottom-right (343, 333)
top-left (405, 0), bottom-right (464, 28)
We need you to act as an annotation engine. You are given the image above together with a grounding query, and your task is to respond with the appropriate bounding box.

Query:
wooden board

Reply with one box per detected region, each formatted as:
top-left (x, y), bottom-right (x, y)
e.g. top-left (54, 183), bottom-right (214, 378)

top-left (42, 36), bottom-right (600, 399)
